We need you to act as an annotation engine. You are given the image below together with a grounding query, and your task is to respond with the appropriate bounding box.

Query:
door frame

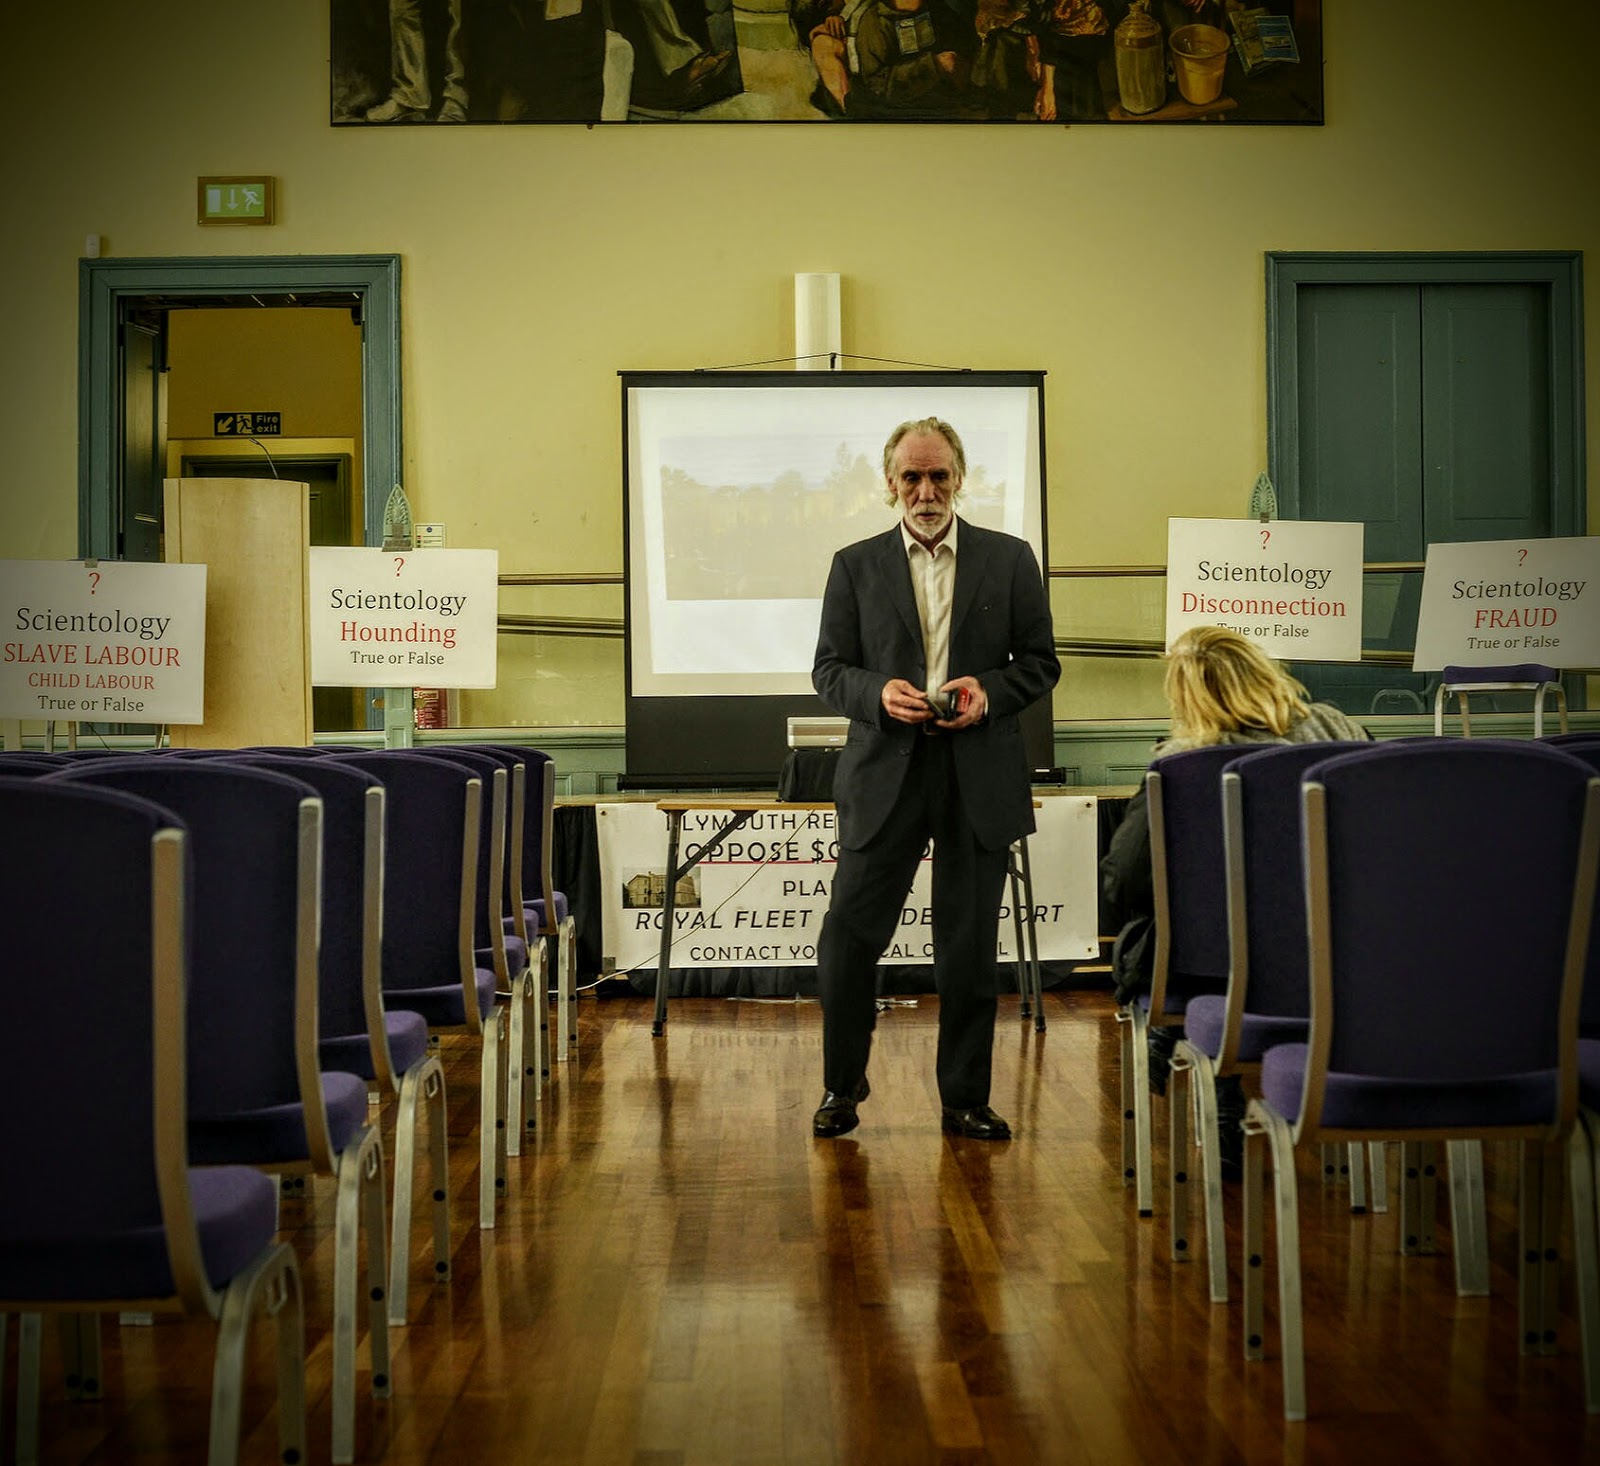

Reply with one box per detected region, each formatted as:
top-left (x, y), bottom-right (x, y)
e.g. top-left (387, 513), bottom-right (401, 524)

top-left (78, 253), bottom-right (402, 558)
top-left (1265, 250), bottom-right (1585, 534)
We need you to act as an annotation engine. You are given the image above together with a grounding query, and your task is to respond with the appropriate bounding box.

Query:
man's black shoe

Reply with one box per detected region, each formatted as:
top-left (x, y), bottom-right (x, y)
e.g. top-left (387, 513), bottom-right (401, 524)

top-left (941, 1104), bottom-right (1012, 1141)
top-left (812, 1077), bottom-right (870, 1138)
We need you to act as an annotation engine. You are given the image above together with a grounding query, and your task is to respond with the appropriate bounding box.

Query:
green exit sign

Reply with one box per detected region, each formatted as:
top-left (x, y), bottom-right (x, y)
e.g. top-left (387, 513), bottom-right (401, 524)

top-left (197, 176), bottom-right (275, 226)
top-left (214, 411), bottom-right (281, 436)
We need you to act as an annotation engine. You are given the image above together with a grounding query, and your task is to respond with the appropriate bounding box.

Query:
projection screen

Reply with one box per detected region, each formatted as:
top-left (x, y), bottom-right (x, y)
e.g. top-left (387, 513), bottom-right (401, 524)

top-left (621, 370), bottom-right (1051, 786)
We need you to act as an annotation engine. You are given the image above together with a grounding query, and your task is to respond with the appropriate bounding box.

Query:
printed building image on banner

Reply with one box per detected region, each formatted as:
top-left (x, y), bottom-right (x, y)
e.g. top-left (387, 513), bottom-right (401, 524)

top-left (597, 797), bottom-right (1100, 974)
top-left (1412, 535), bottom-right (1600, 671)
top-left (1165, 516), bottom-right (1363, 660)
top-left (0, 559), bottom-right (208, 724)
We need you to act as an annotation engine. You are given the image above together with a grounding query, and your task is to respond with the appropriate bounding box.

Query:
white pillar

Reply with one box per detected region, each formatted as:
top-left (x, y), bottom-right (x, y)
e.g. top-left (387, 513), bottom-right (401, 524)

top-left (794, 272), bottom-right (841, 370)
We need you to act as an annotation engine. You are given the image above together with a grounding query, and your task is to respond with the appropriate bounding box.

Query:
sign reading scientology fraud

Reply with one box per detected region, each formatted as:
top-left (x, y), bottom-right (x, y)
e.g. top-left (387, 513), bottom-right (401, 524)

top-left (1165, 518), bottom-right (1364, 660)
top-left (1412, 536), bottom-right (1600, 670)
top-left (309, 547), bottom-right (499, 688)
top-left (0, 559), bottom-right (207, 722)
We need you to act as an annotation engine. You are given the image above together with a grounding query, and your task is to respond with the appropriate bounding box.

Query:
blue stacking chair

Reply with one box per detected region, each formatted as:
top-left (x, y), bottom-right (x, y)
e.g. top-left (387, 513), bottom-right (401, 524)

top-left (50, 758), bottom-right (391, 1463)
top-left (330, 750), bottom-right (520, 1229)
top-left (439, 744), bottom-right (549, 1144)
top-left (427, 747), bottom-right (536, 1049)
top-left (0, 777), bottom-right (307, 1466)
top-left (232, 752), bottom-right (451, 1326)
top-left (1241, 740), bottom-right (1599, 1421)
top-left (484, 745), bottom-right (579, 1067)
top-left (1168, 744), bottom-right (1356, 1302)
top-left (1116, 744), bottom-right (1238, 1216)
top-left (0, 753), bottom-right (63, 775)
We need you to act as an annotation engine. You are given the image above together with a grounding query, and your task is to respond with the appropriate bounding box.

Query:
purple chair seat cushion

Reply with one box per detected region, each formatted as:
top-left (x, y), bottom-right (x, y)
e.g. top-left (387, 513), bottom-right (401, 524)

top-left (524, 892), bottom-right (569, 930)
top-left (1183, 994), bottom-right (1306, 1064)
top-left (189, 1070), bottom-right (370, 1164)
top-left (384, 965), bottom-right (498, 1028)
top-left (319, 1009), bottom-right (430, 1082)
top-left (478, 933), bottom-right (530, 982)
top-left (1137, 971), bottom-right (1225, 1021)
top-left (1260, 1044), bottom-right (1560, 1130)
top-left (0, 1165), bottom-right (277, 1299)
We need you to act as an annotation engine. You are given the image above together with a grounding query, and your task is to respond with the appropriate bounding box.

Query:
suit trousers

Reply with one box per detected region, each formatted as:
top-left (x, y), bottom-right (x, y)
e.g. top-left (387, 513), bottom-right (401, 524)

top-left (817, 733), bottom-right (1010, 1109)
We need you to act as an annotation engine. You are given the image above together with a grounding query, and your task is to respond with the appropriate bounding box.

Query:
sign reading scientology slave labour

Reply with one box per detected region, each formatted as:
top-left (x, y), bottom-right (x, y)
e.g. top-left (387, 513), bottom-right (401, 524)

top-left (0, 558), bottom-right (207, 723)
top-left (1412, 535), bottom-right (1600, 670)
top-left (1165, 517), bottom-right (1364, 661)
top-left (596, 797), bottom-right (1100, 973)
top-left (309, 546), bottom-right (500, 688)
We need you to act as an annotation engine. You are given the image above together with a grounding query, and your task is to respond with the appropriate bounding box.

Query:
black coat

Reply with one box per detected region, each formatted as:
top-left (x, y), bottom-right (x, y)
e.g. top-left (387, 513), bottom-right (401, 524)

top-left (812, 518), bottom-right (1060, 852)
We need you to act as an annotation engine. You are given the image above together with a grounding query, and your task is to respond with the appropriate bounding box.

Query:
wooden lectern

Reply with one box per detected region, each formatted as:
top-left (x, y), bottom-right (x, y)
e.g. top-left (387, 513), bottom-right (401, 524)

top-left (162, 476), bottom-right (313, 748)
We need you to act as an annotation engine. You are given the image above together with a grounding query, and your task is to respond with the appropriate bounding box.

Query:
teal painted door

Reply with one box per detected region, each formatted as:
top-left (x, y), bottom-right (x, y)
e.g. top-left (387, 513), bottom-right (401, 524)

top-left (1289, 279), bottom-right (1565, 715)
top-left (118, 313), bottom-right (167, 563)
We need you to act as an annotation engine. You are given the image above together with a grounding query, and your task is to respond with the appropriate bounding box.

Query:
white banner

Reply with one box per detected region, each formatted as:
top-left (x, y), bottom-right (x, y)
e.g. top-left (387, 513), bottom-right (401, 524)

top-left (597, 795), bottom-right (1100, 972)
top-left (0, 559), bottom-right (207, 723)
top-left (309, 547), bottom-right (499, 688)
top-left (1165, 517), bottom-right (1364, 660)
top-left (1412, 535), bottom-right (1600, 671)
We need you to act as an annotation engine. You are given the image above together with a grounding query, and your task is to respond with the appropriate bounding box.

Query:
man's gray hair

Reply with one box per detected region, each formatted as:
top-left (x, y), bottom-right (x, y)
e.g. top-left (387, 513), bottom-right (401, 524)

top-left (880, 417), bottom-right (966, 507)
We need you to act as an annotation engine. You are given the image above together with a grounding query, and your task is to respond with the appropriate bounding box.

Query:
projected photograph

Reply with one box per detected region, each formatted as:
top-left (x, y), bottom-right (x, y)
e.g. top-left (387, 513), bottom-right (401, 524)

top-left (330, 0), bottom-right (1322, 125)
top-left (624, 373), bottom-right (1046, 698)
top-left (657, 433), bottom-right (1009, 601)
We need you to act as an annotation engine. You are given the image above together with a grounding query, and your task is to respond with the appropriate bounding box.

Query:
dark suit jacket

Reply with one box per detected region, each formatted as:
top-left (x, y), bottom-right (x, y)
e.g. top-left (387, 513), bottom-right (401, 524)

top-left (812, 518), bottom-right (1060, 853)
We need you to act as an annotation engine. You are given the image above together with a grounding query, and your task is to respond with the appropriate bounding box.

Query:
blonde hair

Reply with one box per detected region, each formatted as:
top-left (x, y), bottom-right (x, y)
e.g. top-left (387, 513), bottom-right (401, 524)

top-left (880, 417), bottom-right (966, 507)
top-left (1163, 626), bottom-right (1310, 744)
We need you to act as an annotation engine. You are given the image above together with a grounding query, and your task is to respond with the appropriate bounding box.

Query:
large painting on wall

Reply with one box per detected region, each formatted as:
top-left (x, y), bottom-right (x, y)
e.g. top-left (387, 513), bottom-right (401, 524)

top-left (330, 1), bottom-right (1321, 125)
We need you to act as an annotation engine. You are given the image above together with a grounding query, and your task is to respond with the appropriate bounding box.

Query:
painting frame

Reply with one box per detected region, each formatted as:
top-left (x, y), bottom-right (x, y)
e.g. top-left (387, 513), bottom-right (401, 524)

top-left (330, 1), bottom-right (1322, 127)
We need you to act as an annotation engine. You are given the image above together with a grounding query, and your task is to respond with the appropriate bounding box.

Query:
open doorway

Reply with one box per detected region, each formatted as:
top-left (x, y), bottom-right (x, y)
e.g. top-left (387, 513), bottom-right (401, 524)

top-left (79, 255), bottom-right (402, 732)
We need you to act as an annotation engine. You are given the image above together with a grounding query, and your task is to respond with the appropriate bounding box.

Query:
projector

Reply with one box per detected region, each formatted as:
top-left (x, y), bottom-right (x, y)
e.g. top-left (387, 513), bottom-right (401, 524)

top-left (787, 717), bottom-right (849, 748)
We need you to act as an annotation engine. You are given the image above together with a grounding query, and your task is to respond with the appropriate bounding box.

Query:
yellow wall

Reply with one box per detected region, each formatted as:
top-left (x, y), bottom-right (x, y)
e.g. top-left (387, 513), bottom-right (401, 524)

top-left (164, 307), bottom-right (364, 525)
top-left (1, 1), bottom-right (1596, 729)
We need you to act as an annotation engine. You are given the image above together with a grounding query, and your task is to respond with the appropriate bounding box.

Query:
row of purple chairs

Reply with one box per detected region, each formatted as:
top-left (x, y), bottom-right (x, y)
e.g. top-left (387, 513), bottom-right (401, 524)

top-left (1120, 733), bottom-right (1600, 1420)
top-left (1, 769), bottom-right (317, 1463)
top-left (0, 738), bottom-right (578, 1458)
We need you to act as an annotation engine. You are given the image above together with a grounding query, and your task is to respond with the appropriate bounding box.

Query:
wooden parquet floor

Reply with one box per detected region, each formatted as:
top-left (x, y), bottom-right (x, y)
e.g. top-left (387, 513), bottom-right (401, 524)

top-left (11, 988), bottom-right (1600, 1463)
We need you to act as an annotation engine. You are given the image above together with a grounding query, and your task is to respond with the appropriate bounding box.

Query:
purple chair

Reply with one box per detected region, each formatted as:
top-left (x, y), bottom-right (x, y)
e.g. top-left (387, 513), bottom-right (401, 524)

top-left (329, 750), bottom-right (525, 1230)
top-left (231, 752), bottom-right (451, 1325)
top-left (481, 745), bottom-right (578, 1067)
top-left (1241, 740), bottom-right (1599, 1420)
top-left (0, 777), bottom-right (306, 1465)
top-left (1571, 1037), bottom-right (1600, 1410)
top-left (428, 746), bottom-right (534, 1006)
top-left (0, 753), bottom-right (64, 775)
top-left (48, 758), bottom-right (390, 1462)
top-left (435, 744), bottom-right (550, 1143)
top-left (1117, 744), bottom-right (1238, 1216)
top-left (1169, 743), bottom-right (1356, 1302)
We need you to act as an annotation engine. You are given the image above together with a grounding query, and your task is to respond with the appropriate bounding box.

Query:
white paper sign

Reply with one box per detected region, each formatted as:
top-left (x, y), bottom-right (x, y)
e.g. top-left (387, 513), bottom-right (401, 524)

top-left (309, 547), bottom-right (499, 688)
top-left (597, 796), bottom-right (1100, 972)
top-left (1165, 518), bottom-right (1364, 660)
top-left (0, 559), bottom-right (207, 722)
top-left (1412, 536), bottom-right (1600, 671)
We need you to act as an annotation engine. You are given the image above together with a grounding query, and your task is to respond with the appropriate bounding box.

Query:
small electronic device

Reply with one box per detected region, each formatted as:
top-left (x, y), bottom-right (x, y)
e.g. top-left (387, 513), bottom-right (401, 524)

top-left (925, 686), bottom-right (971, 720)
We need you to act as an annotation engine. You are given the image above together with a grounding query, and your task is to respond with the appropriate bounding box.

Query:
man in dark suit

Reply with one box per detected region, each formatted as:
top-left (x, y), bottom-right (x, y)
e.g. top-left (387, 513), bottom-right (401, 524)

top-left (810, 417), bottom-right (1059, 1140)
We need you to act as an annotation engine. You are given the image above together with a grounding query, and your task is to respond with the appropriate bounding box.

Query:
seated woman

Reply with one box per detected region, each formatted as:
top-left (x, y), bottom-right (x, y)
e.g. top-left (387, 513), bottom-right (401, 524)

top-left (1100, 625), bottom-right (1370, 1171)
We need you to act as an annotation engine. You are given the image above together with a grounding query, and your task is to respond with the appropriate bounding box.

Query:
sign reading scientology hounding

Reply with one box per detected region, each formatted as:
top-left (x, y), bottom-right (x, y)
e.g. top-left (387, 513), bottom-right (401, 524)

top-left (309, 546), bottom-right (499, 688)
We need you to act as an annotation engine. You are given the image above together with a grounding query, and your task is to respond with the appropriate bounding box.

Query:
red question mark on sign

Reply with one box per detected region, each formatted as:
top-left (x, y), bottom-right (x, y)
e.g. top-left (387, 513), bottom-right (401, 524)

top-left (88, 570), bottom-right (101, 594)
top-left (394, 557), bottom-right (405, 576)
top-left (1260, 528), bottom-right (1271, 550)
top-left (1517, 548), bottom-right (1528, 565)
